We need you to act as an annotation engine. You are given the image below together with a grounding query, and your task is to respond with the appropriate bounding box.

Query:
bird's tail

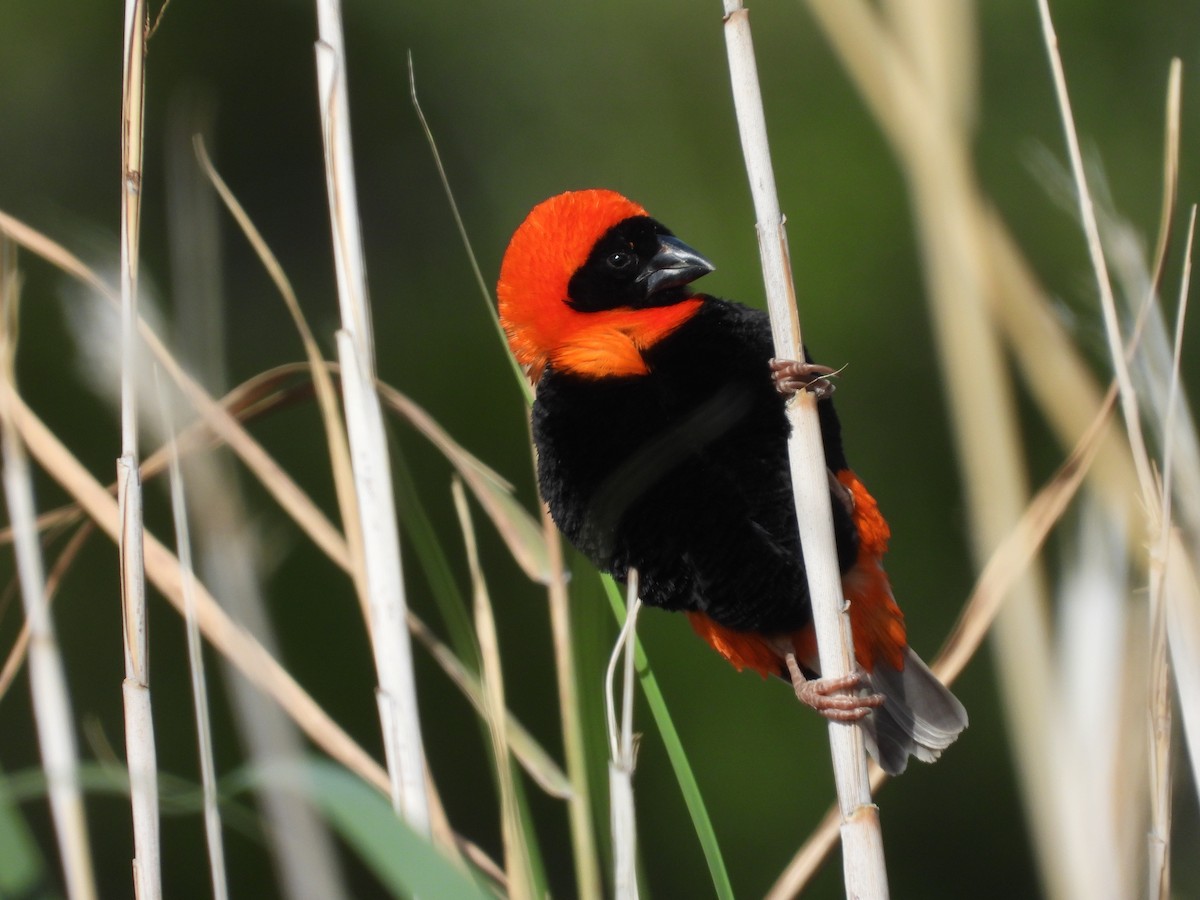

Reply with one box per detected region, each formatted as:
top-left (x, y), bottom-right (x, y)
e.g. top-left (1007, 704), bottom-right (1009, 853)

top-left (860, 647), bottom-right (968, 775)
top-left (834, 469), bottom-right (968, 774)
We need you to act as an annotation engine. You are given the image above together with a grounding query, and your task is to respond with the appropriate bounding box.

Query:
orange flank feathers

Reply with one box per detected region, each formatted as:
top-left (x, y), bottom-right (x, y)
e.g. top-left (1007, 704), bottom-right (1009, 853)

top-left (497, 189), bottom-right (702, 381)
top-left (688, 470), bottom-right (907, 679)
top-left (837, 470), bottom-right (907, 672)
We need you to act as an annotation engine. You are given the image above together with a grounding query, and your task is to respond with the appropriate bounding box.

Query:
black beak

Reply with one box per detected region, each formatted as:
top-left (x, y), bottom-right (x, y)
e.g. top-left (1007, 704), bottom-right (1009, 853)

top-left (636, 235), bottom-right (715, 296)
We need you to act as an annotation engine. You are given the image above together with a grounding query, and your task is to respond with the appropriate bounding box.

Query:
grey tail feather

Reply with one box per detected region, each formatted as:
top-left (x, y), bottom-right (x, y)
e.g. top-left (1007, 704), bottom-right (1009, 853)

top-left (859, 647), bottom-right (968, 776)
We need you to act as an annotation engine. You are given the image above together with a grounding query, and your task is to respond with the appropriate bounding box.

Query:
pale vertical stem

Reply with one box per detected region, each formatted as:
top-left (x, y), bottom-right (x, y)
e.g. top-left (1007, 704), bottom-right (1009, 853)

top-left (314, 0), bottom-right (429, 834)
top-left (158, 380), bottom-right (230, 900)
top-left (0, 244), bottom-right (97, 900)
top-left (606, 574), bottom-right (641, 900)
top-left (119, 1), bottom-right (161, 896)
top-left (542, 502), bottom-right (603, 900)
top-left (720, 4), bottom-right (888, 897)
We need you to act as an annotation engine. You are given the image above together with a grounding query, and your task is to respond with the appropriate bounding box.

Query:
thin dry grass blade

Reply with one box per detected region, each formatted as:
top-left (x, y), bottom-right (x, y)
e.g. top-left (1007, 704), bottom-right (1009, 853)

top-left (1166, 532), bottom-right (1200, 811)
top-left (406, 614), bottom-right (571, 799)
top-left (1145, 205), bottom-right (1193, 899)
top-left (1036, 0), bottom-right (1155, 496)
top-left (192, 136), bottom-right (368, 619)
top-left (452, 480), bottom-right (536, 900)
top-left (1146, 61), bottom-right (1181, 307)
top-left (158, 382), bottom-right (230, 900)
top-left (377, 382), bottom-right (551, 584)
top-left (406, 55), bottom-right (531, 402)
top-left (539, 495), bottom-right (602, 898)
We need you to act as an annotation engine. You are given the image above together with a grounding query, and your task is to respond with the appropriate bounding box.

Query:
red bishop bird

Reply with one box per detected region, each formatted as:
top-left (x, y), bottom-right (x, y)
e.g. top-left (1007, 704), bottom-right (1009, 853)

top-left (497, 189), bottom-right (966, 775)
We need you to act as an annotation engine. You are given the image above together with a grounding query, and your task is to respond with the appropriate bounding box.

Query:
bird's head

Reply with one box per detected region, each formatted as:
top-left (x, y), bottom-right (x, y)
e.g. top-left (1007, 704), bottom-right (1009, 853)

top-left (498, 189), bottom-right (714, 381)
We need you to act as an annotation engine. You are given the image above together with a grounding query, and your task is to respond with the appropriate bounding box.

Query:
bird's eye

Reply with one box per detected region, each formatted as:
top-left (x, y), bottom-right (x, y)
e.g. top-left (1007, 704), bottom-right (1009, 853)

top-left (606, 250), bottom-right (635, 271)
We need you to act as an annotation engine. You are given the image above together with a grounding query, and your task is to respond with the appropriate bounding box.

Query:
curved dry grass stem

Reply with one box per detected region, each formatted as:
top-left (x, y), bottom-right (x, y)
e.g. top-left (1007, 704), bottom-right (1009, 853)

top-left (606, 572), bottom-right (641, 900)
top-left (721, 3), bottom-right (887, 896)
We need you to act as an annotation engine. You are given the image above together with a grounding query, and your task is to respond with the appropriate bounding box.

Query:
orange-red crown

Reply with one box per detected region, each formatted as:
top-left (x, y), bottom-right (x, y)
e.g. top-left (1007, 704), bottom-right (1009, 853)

top-left (498, 189), bottom-right (702, 381)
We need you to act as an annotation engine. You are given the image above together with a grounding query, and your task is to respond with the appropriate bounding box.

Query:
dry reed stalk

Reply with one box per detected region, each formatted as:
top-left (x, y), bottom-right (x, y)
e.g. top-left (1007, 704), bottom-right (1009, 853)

top-left (118, 1), bottom-right (161, 895)
top-left (314, 0), bottom-right (429, 833)
top-left (452, 480), bottom-right (536, 899)
top-left (157, 383), bottom-right (229, 900)
top-left (0, 244), bottom-right (97, 900)
top-left (1035, 1), bottom-right (1155, 495)
top-left (606, 573), bottom-right (641, 900)
top-left (721, 3), bottom-right (888, 895)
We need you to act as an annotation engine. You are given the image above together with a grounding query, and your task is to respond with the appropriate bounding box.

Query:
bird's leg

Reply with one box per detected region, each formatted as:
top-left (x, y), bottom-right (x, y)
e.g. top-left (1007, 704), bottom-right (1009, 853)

top-left (769, 358), bottom-right (837, 400)
top-left (785, 653), bottom-right (885, 723)
top-left (828, 470), bottom-right (855, 518)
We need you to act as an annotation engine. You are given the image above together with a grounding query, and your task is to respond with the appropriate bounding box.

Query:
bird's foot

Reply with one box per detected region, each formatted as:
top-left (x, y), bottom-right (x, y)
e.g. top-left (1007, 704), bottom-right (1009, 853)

top-left (785, 654), bottom-right (885, 723)
top-left (769, 358), bottom-right (837, 400)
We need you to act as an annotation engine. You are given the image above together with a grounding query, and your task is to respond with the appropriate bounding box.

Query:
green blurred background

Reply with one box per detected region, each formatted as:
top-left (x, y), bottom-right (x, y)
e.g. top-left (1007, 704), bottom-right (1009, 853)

top-left (1, 0), bottom-right (1198, 897)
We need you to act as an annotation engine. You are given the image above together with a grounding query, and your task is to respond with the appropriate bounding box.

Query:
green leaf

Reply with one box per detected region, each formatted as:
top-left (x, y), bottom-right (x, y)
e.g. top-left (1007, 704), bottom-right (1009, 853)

top-left (0, 764), bottom-right (50, 899)
top-left (231, 758), bottom-right (495, 900)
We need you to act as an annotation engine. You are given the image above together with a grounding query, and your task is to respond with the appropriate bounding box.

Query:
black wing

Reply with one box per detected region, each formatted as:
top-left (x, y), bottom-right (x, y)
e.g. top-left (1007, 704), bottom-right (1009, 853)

top-left (533, 297), bottom-right (857, 633)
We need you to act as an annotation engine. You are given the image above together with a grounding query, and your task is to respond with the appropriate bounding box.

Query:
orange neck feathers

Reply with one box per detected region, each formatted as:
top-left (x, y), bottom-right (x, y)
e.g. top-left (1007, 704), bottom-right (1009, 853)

top-left (497, 189), bottom-right (702, 381)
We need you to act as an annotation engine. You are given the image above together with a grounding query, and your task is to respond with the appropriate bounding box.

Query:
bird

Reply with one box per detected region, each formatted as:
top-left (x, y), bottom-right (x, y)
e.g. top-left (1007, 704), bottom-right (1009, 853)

top-left (496, 188), bottom-right (966, 775)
